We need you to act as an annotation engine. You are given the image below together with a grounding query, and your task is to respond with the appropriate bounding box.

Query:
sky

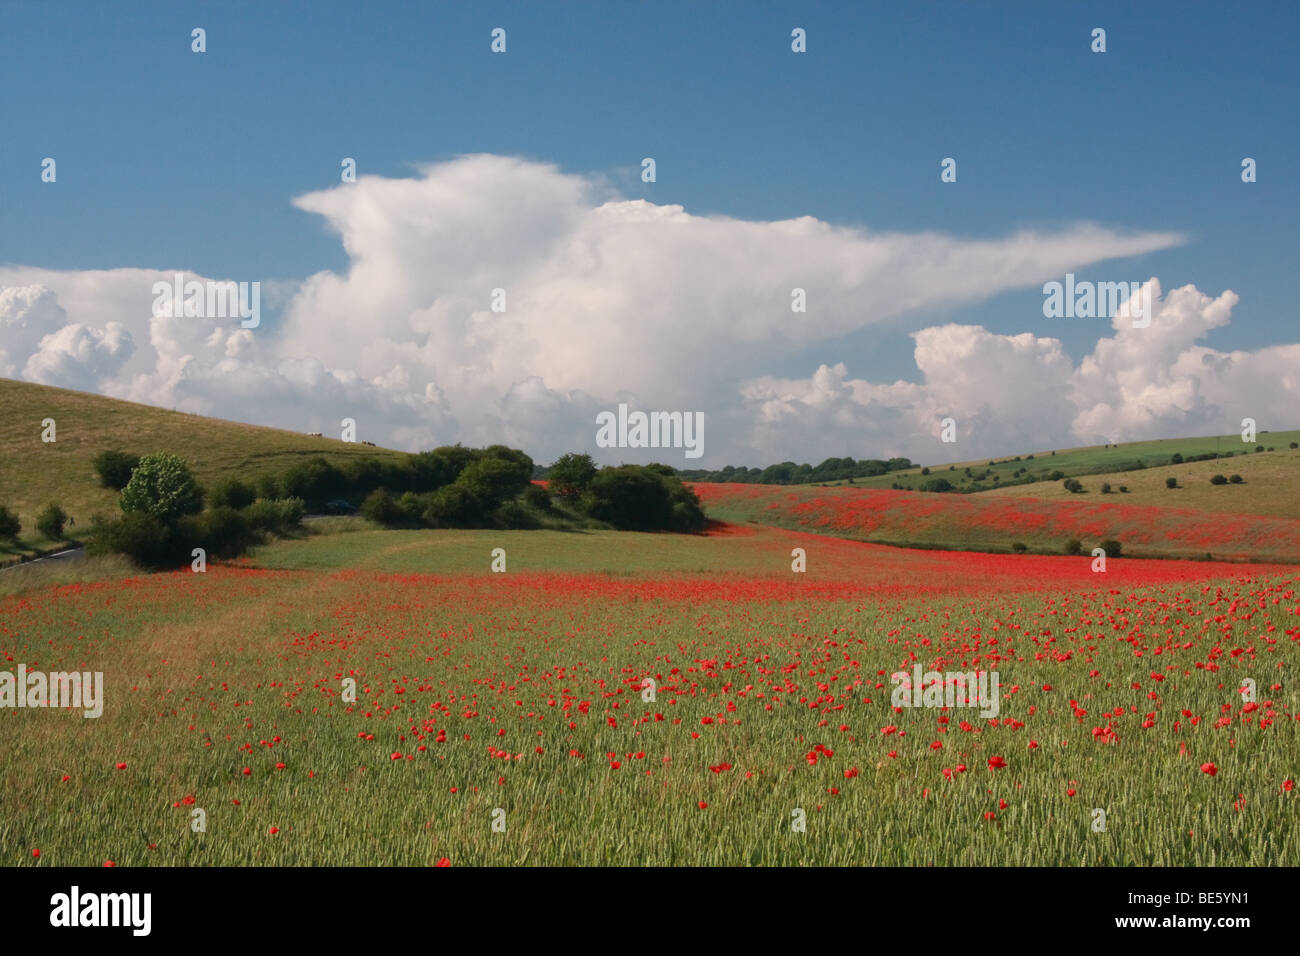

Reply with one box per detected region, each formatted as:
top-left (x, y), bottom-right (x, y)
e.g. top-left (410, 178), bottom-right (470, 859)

top-left (1, 0), bottom-right (1296, 467)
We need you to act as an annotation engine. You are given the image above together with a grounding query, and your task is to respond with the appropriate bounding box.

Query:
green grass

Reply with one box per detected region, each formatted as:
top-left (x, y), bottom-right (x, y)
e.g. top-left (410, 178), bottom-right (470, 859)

top-left (0, 377), bottom-right (407, 559)
top-left (979, 445), bottom-right (1300, 518)
top-left (812, 429), bottom-right (1300, 493)
top-left (2, 526), bottom-right (1295, 866)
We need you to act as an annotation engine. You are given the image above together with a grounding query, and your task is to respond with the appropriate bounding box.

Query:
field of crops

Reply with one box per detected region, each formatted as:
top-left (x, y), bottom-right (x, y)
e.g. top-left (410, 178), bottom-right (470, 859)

top-left (694, 481), bottom-right (1300, 562)
top-left (3, 522), bottom-right (1296, 866)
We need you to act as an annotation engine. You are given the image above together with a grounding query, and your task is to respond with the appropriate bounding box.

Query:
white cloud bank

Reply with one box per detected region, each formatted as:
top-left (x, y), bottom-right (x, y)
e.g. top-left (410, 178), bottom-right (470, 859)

top-left (1, 154), bottom-right (1292, 465)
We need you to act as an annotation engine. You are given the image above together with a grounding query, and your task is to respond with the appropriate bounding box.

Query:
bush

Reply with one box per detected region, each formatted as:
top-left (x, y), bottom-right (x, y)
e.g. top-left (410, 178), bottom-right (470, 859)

top-left (546, 453), bottom-right (597, 499)
top-left (1049, 470), bottom-right (1065, 481)
top-left (584, 466), bottom-right (705, 532)
top-left (1165, 477), bottom-right (1178, 489)
top-left (256, 474), bottom-right (283, 500)
top-left (1099, 538), bottom-right (1122, 558)
top-left (919, 477), bottom-right (954, 493)
top-left (1170, 453), bottom-right (1183, 464)
top-left (1100, 482), bottom-right (1111, 494)
top-left (1229, 474), bottom-right (1243, 484)
top-left (209, 478), bottom-right (256, 510)
top-left (1063, 538), bottom-right (1082, 555)
top-left (1119, 485), bottom-right (1129, 493)
top-left (1290, 442), bottom-right (1298, 449)
top-left (1209, 474), bottom-right (1227, 485)
top-left (181, 507), bottom-right (258, 559)
top-left (920, 467), bottom-right (930, 475)
top-left (87, 512), bottom-right (183, 569)
top-left (120, 454), bottom-right (204, 523)
top-left (36, 503), bottom-right (68, 540)
top-left (0, 506), bottom-right (21, 540)
top-left (360, 488), bottom-right (405, 526)
top-left (523, 484), bottom-right (551, 511)
top-left (1063, 478), bottom-right (1083, 493)
top-left (243, 497), bottom-right (304, 533)
top-left (92, 450), bottom-right (140, 490)
top-left (1256, 445), bottom-right (1264, 453)
top-left (1011, 542), bottom-right (1027, 553)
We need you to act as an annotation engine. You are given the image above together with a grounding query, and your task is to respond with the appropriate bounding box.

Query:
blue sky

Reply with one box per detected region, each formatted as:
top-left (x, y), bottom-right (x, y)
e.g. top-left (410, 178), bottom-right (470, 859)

top-left (0, 1), bottom-right (1296, 464)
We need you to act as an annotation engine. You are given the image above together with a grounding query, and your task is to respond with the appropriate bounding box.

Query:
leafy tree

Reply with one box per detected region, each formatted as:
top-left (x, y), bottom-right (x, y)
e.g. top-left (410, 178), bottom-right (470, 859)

top-left (1209, 474), bottom-right (1227, 485)
top-left (119, 454), bottom-right (204, 523)
top-left (92, 450), bottom-right (140, 490)
top-left (547, 453), bottom-right (598, 498)
top-left (209, 478), bottom-right (256, 510)
top-left (36, 503), bottom-right (68, 539)
top-left (1063, 538), bottom-right (1083, 555)
top-left (1229, 474), bottom-right (1243, 484)
top-left (1099, 538), bottom-right (1123, 558)
top-left (0, 506), bottom-right (21, 540)
top-left (1165, 477), bottom-right (1178, 489)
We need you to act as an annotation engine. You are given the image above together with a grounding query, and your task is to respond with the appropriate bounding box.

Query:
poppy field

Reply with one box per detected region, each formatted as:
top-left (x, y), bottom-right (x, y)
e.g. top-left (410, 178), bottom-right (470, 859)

top-left (3, 522), bottom-right (1297, 867)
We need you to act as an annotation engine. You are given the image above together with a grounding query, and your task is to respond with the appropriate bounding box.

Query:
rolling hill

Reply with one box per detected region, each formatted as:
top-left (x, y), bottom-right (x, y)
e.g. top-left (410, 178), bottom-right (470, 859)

top-left (0, 377), bottom-right (406, 557)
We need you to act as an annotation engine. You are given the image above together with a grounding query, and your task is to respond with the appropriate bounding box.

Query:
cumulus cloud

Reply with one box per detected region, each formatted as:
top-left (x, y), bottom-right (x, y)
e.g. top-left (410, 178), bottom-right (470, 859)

top-left (738, 279), bottom-right (1300, 463)
top-left (3, 154), bottom-right (1290, 465)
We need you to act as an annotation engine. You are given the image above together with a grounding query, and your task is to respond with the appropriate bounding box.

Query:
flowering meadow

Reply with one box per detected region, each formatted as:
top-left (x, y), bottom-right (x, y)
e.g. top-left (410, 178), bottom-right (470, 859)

top-left (693, 481), bottom-right (1300, 562)
top-left (2, 523), bottom-right (1297, 866)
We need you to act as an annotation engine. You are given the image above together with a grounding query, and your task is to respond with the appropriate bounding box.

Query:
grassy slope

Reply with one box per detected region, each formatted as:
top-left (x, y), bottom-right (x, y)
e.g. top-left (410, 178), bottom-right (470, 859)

top-left (810, 429), bottom-right (1300, 492)
top-left (692, 481), bottom-right (1300, 563)
top-left (977, 445), bottom-right (1300, 518)
top-left (0, 377), bottom-right (406, 557)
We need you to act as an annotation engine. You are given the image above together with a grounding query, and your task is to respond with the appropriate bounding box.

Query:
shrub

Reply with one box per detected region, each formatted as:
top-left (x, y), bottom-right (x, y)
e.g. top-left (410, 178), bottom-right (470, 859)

top-left (120, 454), bottom-right (204, 523)
top-left (1256, 445), bottom-right (1264, 452)
top-left (1209, 474), bottom-right (1227, 485)
top-left (920, 467), bottom-right (930, 475)
top-left (1290, 442), bottom-right (1298, 449)
top-left (1099, 539), bottom-right (1122, 558)
top-left (546, 453), bottom-right (597, 499)
top-left (1165, 477), bottom-right (1178, 489)
top-left (1100, 482), bottom-right (1111, 494)
top-left (255, 474), bottom-right (283, 500)
top-left (523, 484), bottom-right (551, 511)
top-left (360, 488), bottom-right (405, 526)
top-left (1229, 474), bottom-right (1243, 484)
top-left (1063, 478), bottom-right (1083, 493)
top-left (1063, 538), bottom-right (1082, 555)
top-left (1049, 470), bottom-right (1065, 481)
top-left (919, 477), bottom-right (954, 493)
top-left (1170, 453), bottom-right (1183, 464)
top-left (92, 450), bottom-right (140, 490)
top-left (1119, 485), bottom-right (1129, 493)
top-left (1011, 542), bottom-right (1027, 553)
top-left (0, 506), bottom-right (21, 540)
top-left (87, 512), bottom-right (183, 569)
top-left (36, 503), bottom-right (68, 540)
top-left (243, 497), bottom-right (304, 534)
top-left (209, 478), bottom-right (257, 510)
top-left (182, 507), bottom-right (258, 559)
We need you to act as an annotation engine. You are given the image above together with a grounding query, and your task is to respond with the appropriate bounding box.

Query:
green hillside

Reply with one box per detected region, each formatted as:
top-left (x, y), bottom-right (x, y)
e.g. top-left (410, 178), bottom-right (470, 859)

top-left (0, 378), bottom-right (406, 558)
top-left (816, 430), bottom-right (1300, 493)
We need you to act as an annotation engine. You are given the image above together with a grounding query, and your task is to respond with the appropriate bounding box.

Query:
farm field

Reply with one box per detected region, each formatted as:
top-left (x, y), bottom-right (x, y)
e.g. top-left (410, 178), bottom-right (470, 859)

top-left (809, 430), bottom-right (1300, 493)
top-left (693, 481), bottom-right (1300, 562)
top-left (2, 522), bottom-right (1296, 866)
top-left (980, 447), bottom-right (1300, 519)
top-left (0, 378), bottom-right (405, 559)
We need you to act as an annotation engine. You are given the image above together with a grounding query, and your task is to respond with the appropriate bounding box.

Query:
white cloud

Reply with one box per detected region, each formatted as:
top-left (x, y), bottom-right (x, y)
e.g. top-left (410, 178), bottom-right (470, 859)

top-left (4, 154), bottom-right (1286, 467)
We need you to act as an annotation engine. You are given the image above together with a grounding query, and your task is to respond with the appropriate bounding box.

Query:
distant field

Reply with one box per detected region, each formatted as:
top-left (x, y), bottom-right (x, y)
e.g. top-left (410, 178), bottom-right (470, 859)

top-left (3, 522), bottom-right (1297, 866)
top-left (980, 445), bottom-right (1300, 518)
top-left (693, 481), bottom-right (1300, 562)
top-left (0, 378), bottom-right (405, 558)
top-left (813, 430), bottom-right (1300, 493)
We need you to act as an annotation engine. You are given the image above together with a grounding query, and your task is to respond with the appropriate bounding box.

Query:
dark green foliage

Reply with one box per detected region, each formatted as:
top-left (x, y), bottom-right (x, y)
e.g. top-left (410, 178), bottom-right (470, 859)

top-left (92, 450), bottom-right (140, 490)
top-left (1209, 474), bottom-right (1227, 485)
top-left (210, 478), bottom-right (257, 510)
top-left (1063, 538), bottom-right (1082, 555)
top-left (0, 505), bottom-right (21, 540)
top-left (1099, 538), bottom-right (1123, 557)
top-left (36, 503), bottom-right (68, 539)
top-left (918, 477), bottom-right (954, 493)
top-left (1165, 477), bottom-right (1178, 489)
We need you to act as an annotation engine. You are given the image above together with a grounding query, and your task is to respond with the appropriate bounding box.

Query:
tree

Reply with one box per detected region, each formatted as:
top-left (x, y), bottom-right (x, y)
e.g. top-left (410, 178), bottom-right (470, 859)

top-left (209, 478), bottom-right (256, 510)
top-left (119, 453), bottom-right (204, 523)
top-left (547, 453), bottom-right (597, 498)
top-left (1099, 538), bottom-right (1122, 557)
top-left (92, 450), bottom-right (140, 490)
top-left (0, 506), bottom-right (20, 540)
top-left (1063, 538), bottom-right (1083, 555)
top-left (1165, 477), bottom-right (1178, 489)
top-left (36, 503), bottom-right (68, 540)
top-left (1229, 474), bottom-right (1243, 484)
top-left (1209, 474), bottom-right (1227, 485)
